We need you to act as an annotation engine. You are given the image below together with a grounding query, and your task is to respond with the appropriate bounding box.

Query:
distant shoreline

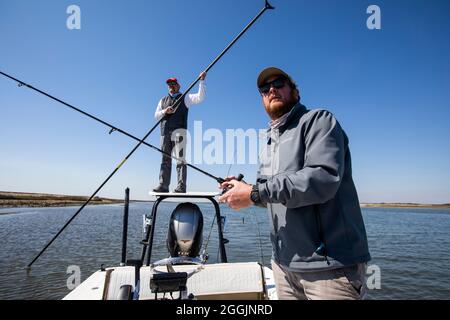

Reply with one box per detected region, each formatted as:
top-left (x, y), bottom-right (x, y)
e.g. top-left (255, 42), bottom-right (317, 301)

top-left (360, 203), bottom-right (450, 209)
top-left (1, 191), bottom-right (449, 209)
top-left (0, 191), bottom-right (127, 208)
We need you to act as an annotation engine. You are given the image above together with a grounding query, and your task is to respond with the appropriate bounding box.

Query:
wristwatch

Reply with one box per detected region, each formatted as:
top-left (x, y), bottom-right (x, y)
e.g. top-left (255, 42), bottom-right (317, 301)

top-left (250, 184), bottom-right (261, 205)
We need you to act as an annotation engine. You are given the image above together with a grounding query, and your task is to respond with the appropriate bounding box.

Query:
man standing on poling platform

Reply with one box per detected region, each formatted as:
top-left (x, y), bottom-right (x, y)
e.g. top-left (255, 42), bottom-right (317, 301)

top-left (153, 71), bottom-right (207, 193)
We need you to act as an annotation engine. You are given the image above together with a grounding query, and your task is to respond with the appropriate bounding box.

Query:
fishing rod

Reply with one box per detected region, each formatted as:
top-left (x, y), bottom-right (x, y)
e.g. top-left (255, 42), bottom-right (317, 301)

top-left (0, 71), bottom-right (223, 183)
top-left (0, 0), bottom-right (275, 183)
top-left (24, 0), bottom-right (275, 268)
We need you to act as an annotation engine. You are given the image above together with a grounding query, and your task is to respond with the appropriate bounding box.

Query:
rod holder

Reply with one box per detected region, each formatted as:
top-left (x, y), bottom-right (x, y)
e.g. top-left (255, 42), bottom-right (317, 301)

top-left (120, 188), bottom-right (130, 266)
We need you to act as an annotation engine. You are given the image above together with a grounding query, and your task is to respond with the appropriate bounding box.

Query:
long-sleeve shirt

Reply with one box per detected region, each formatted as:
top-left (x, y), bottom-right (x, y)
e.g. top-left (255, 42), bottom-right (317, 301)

top-left (154, 80), bottom-right (206, 121)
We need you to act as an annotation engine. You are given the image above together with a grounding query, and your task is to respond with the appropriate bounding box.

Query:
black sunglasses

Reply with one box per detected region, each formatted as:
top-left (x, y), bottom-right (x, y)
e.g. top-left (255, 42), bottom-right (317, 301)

top-left (167, 82), bottom-right (178, 86)
top-left (258, 77), bottom-right (287, 94)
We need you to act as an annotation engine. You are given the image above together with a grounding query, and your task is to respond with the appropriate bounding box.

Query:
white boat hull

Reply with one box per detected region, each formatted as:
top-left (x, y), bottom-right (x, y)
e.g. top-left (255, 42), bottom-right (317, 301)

top-left (64, 262), bottom-right (277, 300)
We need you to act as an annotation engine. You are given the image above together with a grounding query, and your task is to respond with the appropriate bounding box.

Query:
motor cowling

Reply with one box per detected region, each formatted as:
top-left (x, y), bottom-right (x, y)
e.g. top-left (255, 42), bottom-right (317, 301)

top-left (167, 202), bottom-right (203, 258)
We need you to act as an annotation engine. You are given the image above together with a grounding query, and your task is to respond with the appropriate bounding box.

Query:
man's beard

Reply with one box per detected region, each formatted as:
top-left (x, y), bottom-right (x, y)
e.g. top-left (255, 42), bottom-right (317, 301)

top-left (265, 94), bottom-right (298, 120)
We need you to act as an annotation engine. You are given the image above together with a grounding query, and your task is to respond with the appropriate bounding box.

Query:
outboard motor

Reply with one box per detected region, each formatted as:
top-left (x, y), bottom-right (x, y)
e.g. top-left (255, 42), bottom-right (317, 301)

top-left (167, 203), bottom-right (203, 258)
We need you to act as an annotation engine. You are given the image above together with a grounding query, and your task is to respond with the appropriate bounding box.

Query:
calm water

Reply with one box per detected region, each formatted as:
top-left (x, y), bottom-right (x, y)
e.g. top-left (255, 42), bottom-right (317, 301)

top-left (0, 203), bottom-right (449, 300)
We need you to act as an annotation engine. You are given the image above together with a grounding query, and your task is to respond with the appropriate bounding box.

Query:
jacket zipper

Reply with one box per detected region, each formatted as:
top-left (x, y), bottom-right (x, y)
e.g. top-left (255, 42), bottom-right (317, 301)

top-left (314, 205), bottom-right (330, 265)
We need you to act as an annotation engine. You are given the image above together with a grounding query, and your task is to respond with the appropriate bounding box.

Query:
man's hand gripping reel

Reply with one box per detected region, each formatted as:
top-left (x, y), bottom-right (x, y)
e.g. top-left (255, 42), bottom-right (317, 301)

top-left (219, 174), bottom-right (244, 195)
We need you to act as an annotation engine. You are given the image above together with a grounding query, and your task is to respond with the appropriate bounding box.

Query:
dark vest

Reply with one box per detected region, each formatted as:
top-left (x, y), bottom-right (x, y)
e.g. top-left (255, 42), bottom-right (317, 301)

top-left (160, 94), bottom-right (189, 135)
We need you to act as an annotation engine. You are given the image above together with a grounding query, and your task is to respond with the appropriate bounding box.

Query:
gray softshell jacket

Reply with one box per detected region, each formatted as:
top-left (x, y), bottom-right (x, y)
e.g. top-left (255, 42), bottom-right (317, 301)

top-left (257, 103), bottom-right (371, 271)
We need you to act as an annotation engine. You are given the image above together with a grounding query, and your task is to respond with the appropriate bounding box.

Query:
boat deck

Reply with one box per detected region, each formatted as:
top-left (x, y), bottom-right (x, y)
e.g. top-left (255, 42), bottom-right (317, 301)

top-left (64, 262), bottom-right (277, 300)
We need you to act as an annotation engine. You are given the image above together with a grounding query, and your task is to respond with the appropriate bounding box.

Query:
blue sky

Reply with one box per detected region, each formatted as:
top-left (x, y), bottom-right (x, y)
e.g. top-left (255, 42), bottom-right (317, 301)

top-left (1, 0), bottom-right (449, 203)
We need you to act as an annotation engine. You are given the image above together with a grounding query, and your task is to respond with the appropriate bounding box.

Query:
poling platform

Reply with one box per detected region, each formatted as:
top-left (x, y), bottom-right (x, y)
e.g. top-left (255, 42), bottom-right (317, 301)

top-left (149, 191), bottom-right (221, 197)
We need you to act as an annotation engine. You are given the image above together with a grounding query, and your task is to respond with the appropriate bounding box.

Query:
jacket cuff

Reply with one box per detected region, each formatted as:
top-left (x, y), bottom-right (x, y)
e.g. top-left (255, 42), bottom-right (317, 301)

top-left (257, 182), bottom-right (270, 207)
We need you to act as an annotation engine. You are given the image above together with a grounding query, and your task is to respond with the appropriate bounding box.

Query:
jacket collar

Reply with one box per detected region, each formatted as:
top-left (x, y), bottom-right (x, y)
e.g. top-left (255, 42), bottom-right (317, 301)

top-left (268, 103), bottom-right (307, 133)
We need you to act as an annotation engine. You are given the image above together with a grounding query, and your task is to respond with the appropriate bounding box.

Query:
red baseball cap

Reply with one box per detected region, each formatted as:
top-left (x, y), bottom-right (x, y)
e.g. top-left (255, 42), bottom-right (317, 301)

top-left (166, 77), bottom-right (178, 84)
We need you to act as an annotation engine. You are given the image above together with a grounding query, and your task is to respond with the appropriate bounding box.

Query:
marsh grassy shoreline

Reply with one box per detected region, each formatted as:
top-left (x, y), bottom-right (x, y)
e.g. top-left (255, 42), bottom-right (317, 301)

top-left (0, 191), bottom-right (125, 208)
top-left (360, 203), bottom-right (450, 209)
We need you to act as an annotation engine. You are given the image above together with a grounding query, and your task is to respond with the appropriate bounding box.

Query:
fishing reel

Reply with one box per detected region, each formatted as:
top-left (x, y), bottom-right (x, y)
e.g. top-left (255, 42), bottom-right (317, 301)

top-left (220, 173), bottom-right (245, 195)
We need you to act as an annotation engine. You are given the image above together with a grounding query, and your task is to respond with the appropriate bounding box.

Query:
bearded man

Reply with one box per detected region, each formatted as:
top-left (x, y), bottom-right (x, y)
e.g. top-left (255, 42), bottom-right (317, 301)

top-left (219, 67), bottom-right (371, 300)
